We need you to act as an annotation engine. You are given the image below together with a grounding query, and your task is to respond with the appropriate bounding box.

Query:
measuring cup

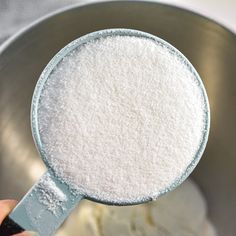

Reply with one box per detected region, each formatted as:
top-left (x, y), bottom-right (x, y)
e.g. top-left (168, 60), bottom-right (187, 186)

top-left (0, 29), bottom-right (210, 236)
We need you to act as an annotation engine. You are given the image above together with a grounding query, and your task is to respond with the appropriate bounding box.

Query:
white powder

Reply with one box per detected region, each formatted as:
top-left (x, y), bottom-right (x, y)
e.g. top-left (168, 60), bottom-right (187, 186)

top-left (37, 34), bottom-right (207, 202)
top-left (36, 173), bottom-right (67, 214)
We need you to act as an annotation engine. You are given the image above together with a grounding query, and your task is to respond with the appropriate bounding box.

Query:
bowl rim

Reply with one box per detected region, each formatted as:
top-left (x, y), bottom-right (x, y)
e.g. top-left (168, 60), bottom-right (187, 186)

top-left (0, 0), bottom-right (235, 58)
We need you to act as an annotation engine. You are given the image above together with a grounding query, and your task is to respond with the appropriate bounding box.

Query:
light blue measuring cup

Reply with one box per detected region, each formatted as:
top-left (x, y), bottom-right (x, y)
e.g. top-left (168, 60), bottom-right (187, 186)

top-left (1, 29), bottom-right (210, 236)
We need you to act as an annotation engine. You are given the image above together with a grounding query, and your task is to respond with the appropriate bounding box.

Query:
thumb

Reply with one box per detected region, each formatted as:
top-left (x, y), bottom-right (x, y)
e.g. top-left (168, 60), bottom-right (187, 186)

top-left (0, 200), bottom-right (18, 225)
top-left (12, 231), bottom-right (39, 236)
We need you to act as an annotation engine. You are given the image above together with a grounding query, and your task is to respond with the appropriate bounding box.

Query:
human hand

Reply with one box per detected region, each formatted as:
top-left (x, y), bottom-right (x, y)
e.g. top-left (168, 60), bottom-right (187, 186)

top-left (0, 200), bottom-right (38, 236)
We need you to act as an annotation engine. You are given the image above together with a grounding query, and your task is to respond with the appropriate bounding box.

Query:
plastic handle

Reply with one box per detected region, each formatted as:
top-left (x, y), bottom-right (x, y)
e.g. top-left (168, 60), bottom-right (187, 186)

top-left (1, 171), bottom-right (83, 236)
top-left (0, 216), bottom-right (24, 235)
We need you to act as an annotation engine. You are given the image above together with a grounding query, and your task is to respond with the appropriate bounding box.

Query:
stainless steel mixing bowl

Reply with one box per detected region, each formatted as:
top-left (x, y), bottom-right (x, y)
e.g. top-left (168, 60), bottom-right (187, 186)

top-left (0, 1), bottom-right (235, 235)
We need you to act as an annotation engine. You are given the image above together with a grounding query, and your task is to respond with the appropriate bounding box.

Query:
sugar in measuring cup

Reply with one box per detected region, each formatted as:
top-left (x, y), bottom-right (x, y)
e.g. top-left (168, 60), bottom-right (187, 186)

top-left (0, 29), bottom-right (210, 236)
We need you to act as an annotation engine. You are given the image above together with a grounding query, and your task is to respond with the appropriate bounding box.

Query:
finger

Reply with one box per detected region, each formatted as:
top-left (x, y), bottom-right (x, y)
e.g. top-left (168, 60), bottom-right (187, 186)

top-left (12, 231), bottom-right (39, 236)
top-left (0, 200), bottom-right (18, 224)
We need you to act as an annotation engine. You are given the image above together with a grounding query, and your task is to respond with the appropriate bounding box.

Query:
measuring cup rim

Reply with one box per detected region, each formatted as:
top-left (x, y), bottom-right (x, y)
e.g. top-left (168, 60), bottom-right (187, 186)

top-left (31, 28), bottom-right (210, 205)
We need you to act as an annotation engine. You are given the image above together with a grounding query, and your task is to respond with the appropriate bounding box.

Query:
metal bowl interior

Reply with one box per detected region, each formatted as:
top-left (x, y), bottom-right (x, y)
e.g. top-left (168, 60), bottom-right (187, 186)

top-left (0, 1), bottom-right (236, 235)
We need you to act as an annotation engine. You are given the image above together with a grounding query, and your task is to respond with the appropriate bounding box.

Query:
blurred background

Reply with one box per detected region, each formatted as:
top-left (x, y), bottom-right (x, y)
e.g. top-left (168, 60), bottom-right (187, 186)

top-left (0, 0), bottom-right (236, 44)
top-left (0, 0), bottom-right (236, 236)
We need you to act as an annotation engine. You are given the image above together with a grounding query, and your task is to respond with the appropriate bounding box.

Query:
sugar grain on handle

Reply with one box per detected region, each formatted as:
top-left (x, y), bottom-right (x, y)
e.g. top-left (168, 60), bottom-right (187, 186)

top-left (37, 173), bottom-right (67, 215)
top-left (38, 35), bottom-right (207, 202)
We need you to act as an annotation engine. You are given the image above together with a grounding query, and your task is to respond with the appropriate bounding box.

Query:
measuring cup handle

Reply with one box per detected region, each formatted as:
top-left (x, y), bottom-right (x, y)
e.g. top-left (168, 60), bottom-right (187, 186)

top-left (0, 171), bottom-right (83, 236)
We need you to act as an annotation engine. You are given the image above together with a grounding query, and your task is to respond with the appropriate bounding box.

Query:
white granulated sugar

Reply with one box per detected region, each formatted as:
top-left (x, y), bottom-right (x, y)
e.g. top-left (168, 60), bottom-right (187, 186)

top-left (36, 173), bottom-right (67, 214)
top-left (38, 35), bottom-right (206, 202)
